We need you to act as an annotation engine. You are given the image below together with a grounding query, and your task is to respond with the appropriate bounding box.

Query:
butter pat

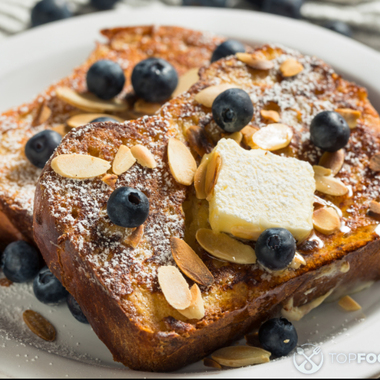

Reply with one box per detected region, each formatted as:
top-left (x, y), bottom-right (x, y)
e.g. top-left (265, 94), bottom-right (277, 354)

top-left (209, 139), bottom-right (315, 241)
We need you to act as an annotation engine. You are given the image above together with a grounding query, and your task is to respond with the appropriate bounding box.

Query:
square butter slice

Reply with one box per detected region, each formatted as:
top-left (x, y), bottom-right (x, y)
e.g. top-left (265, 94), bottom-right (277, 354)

top-left (209, 139), bottom-right (315, 241)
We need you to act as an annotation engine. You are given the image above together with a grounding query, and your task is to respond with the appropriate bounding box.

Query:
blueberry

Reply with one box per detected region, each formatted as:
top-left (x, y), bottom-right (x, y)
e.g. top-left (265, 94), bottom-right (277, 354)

top-left (182, 0), bottom-right (227, 6)
top-left (310, 111), bottom-right (350, 152)
top-left (67, 294), bottom-right (89, 324)
top-left (262, 0), bottom-right (304, 19)
top-left (212, 88), bottom-right (253, 133)
top-left (131, 58), bottom-right (178, 103)
top-left (33, 267), bottom-right (68, 304)
top-left (1, 241), bottom-right (41, 283)
top-left (90, 0), bottom-right (120, 10)
top-left (86, 60), bottom-right (126, 100)
top-left (25, 130), bottom-right (62, 168)
top-left (90, 116), bottom-right (119, 123)
top-left (259, 318), bottom-right (298, 357)
top-left (256, 228), bottom-right (296, 271)
top-left (31, 0), bottom-right (72, 27)
top-left (211, 40), bottom-right (245, 63)
top-left (323, 21), bottom-right (352, 38)
top-left (107, 187), bottom-right (149, 228)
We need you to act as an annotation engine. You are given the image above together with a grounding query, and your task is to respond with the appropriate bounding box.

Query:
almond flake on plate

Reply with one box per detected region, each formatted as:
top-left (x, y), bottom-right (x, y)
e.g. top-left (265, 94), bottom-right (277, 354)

top-left (313, 207), bottom-right (340, 235)
top-left (112, 145), bottom-right (136, 175)
top-left (205, 152), bottom-right (222, 200)
top-left (236, 52), bottom-right (274, 70)
top-left (194, 156), bottom-right (210, 200)
top-left (177, 284), bottom-right (205, 320)
top-left (335, 108), bottom-right (361, 129)
top-left (279, 59), bottom-right (304, 77)
top-left (211, 346), bottom-right (271, 368)
top-left (67, 113), bottom-right (124, 128)
top-left (130, 145), bottom-right (157, 169)
top-left (172, 68), bottom-right (199, 98)
top-left (338, 295), bottom-right (362, 311)
top-left (203, 358), bottom-right (222, 369)
top-left (194, 83), bottom-right (237, 108)
top-left (251, 123), bottom-right (293, 151)
top-left (318, 150), bottom-right (344, 176)
top-left (101, 174), bottom-right (118, 189)
top-left (369, 153), bottom-right (380, 171)
top-left (369, 200), bottom-right (380, 215)
top-left (124, 225), bottom-right (144, 249)
top-left (23, 310), bottom-right (56, 342)
top-left (260, 109), bottom-right (280, 123)
top-left (314, 174), bottom-right (348, 196)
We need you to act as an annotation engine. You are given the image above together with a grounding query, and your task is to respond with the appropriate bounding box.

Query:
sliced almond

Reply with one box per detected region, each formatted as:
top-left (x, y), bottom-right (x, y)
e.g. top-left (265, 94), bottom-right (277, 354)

top-left (205, 152), bottom-right (222, 200)
top-left (194, 156), bottom-right (210, 200)
top-left (203, 358), bottom-right (222, 369)
top-left (369, 200), bottom-right (380, 215)
top-left (157, 266), bottom-right (192, 310)
top-left (236, 52), bottom-right (274, 70)
top-left (241, 125), bottom-right (259, 147)
top-left (196, 228), bottom-right (257, 265)
top-left (134, 99), bottom-right (161, 115)
top-left (39, 105), bottom-right (52, 124)
top-left (170, 237), bottom-right (214, 287)
top-left (194, 84), bottom-right (237, 108)
top-left (335, 108), bottom-right (361, 129)
top-left (186, 125), bottom-right (211, 157)
top-left (51, 154), bottom-right (111, 179)
top-left (319, 150), bottom-right (344, 176)
top-left (56, 87), bottom-right (127, 113)
top-left (101, 173), bottom-right (118, 189)
top-left (67, 113), bottom-right (124, 128)
top-left (172, 68), bottom-right (199, 98)
top-left (313, 165), bottom-right (332, 177)
top-left (124, 225), bottom-right (144, 249)
top-left (313, 207), bottom-right (340, 235)
top-left (177, 284), bottom-right (205, 320)
top-left (23, 310), bottom-right (56, 342)
top-left (226, 131), bottom-right (243, 144)
top-left (230, 225), bottom-right (261, 241)
top-left (260, 109), bottom-right (280, 123)
top-left (251, 124), bottom-right (293, 151)
top-left (289, 252), bottom-right (306, 269)
top-left (130, 145), bottom-right (157, 169)
top-left (168, 138), bottom-right (197, 186)
top-left (315, 174), bottom-right (348, 196)
top-left (369, 153), bottom-right (380, 171)
top-left (338, 295), bottom-right (361, 312)
top-left (211, 346), bottom-right (271, 368)
top-left (280, 59), bottom-right (304, 77)
top-left (112, 145), bottom-right (136, 175)
top-left (51, 124), bottom-right (69, 137)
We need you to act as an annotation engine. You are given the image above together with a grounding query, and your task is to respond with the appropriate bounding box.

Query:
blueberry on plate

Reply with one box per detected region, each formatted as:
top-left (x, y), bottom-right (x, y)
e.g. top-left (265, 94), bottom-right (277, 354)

top-left (310, 111), bottom-right (350, 152)
top-left (91, 116), bottom-right (119, 123)
top-left (262, 0), bottom-right (304, 19)
top-left (25, 130), bottom-right (62, 168)
top-left (86, 60), bottom-right (126, 100)
top-left (212, 88), bottom-right (254, 133)
top-left (33, 266), bottom-right (68, 304)
top-left (322, 20), bottom-right (352, 38)
top-left (107, 187), bottom-right (149, 228)
top-left (131, 58), bottom-right (178, 103)
top-left (211, 40), bottom-right (245, 63)
top-left (259, 318), bottom-right (298, 357)
top-left (67, 294), bottom-right (89, 324)
top-left (1, 241), bottom-right (41, 283)
top-left (90, 0), bottom-right (120, 10)
top-left (31, 0), bottom-right (72, 27)
top-left (255, 228), bottom-right (296, 271)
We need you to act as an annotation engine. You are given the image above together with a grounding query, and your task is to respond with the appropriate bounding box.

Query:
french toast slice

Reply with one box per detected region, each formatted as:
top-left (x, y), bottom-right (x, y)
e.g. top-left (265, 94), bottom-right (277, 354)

top-left (0, 25), bottom-right (224, 244)
top-left (34, 45), bottom-right (380, 372)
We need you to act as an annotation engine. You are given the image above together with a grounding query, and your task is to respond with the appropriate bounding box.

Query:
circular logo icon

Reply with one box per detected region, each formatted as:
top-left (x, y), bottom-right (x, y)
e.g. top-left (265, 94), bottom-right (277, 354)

top-left (293, 344), bottom-right (324, 375)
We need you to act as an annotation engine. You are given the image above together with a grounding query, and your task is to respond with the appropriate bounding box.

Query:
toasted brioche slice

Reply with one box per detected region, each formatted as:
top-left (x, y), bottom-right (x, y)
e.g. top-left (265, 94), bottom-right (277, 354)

top-left (0, 25), bottom-right (224, 243)
top-left (34, 45), bottom-right (380, 372)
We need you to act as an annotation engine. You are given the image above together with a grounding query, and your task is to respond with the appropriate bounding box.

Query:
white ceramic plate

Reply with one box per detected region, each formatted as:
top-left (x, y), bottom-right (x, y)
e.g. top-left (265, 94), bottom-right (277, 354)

top-left (1, 6), bottom-right (380, 378)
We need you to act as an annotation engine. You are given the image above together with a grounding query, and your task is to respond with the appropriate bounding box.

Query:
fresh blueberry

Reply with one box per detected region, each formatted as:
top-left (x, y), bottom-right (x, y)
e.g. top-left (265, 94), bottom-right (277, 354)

top-left (310, 111), bottom-right (350, 152)
top-left (31, 0), bottom-right (72, 27)
top-left (90, 116), bottom-right (119, 123)
top-left (90, 0), bottom-right (120, 10)
top-left (131, 58), bottom-right (178, 103)
top-left (86, 60), bottom-right (126, 100)
top-left (212, 88), bottom-right (253, 133)
top-left (25, 130), bottom-right (62, 168)
top-left (33, 267), bottom-right (68, 304)
top-left (211, 40), bottom-right (245, 63)
top-left (182, 0), bottom-right (227, 6)
top-left (107, 187), bottom-right (149, 228)
top-left (262, 0), bottom-right (304, 19)
top-left (256, 228), bottom-right (296, 271)
top-left (1, 241), bottom-right (41, 283)
top-left (67, 294), bottom-right (89, 324)
top-left (259, 318), bottom-right (298, 357)
top-left (323, 20), bottom-right (352, 38)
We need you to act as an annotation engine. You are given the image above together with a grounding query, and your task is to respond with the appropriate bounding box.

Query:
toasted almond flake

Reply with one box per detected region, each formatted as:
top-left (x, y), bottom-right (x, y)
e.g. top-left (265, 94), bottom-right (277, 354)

top-left (289, 252), bottom-right (306, 269)
top-left (177, 284), bottom-right (205, 320)
top-left (369, 153), bottom-right (380, 171)
top-left (226, 131), bottom-right (243, 144)
top-left (280, 59), bottom-right (304, 77)
top-left (315, 174), bottom-right (348, 196)
top-left (172, 68), bottom-right (199, 98)
top-left (313, 207), bottom-right (340, 235)
top-left (51, 154), bottom-right (111, 179)
top-left (157, 266), bottom-right (192, 310)
top-left (51, 124), bottom-right (69, 137)
top-left (241, 125), bottom-right (259, 147)
top-left (124, 225), bottom-right (144, 249)
top-left (260, 109), bottom-right (280, 123)
top-left (319, 150), bottom-right (344, 176)
top-left (211, 346), bottom-right (271, 368)
top-left (313, 195), bottom-right (326, 210)
top-left (230, 225), bottom-right (261, 241)
top-left (186, 125), bottom-right (211, 157)
top-left (67, 113), bottom-right (124, 128)
top-left (168, 138), bottom-right (197, 186)
top-left (205, 152), bottom-right (222, 200)
top-left (369, 200), bottom-right (380, 215)
top-left (313, 165), bottom-right (332, 177)
top-left (130, 145), bottom-right (157, 169)
top-left (56, 87), bottom-right (127, 113)
top-left (112, 145), bottom-right (136, 175)
top-left (101, 174), bottom-right (118, 189)
top-left (194, 83), bottom-right (237, 108)
top-left (335, 108), bottom-right (361, 129)
top-left (196, 228), bottom-right (257, 264)
top-left (236, 52), bottom-right (274, 70)
top-left (203, 358), bottom-right (222, 369)
top-left (251, 124), bottom-right (293, 151)
top-left (170, 237), bottom-right (214, 287)
top-left (23, 310), bottom-right (56, 342)
top-left (39, 105), bottom-right (52, 124)
top-left (133, 99), bottom-right (161, 115)
top-left (338, 295), bottom-right (361, 311)
top-left (194, 156), bottom-right (210, 200)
